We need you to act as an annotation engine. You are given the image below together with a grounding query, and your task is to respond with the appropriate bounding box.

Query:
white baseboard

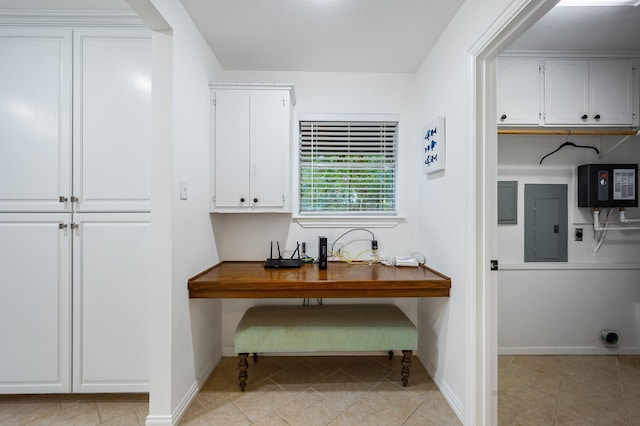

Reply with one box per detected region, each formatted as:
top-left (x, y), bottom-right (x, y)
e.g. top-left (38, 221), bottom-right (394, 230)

top-left (145, 355), bottom-right (221, 426)
top-left (498, 346), bottom-right (640, 355)
top-left (416, 349), bottom-right (464, 425)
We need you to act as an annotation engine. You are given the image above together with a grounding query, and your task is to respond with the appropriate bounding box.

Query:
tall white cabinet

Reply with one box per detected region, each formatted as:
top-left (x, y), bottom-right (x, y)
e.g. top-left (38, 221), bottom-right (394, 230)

top-left (0, 26), bottom-right (151, 393)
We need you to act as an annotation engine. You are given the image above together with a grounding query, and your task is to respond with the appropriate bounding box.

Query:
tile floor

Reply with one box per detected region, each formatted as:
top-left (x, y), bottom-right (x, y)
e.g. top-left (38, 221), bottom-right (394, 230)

top-left (499, 355), bottom-right (640, 425)
top-left (181, 355), bottom-right (460, 425)
top-left (0, 393), bottom-right (149, 425)
top-left (2, 354), bottom-right (638, 425)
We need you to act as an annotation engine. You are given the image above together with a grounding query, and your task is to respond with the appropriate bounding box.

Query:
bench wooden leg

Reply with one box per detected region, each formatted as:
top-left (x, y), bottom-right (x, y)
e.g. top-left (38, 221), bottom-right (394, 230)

top-left (238, 353), bottom-right (249, 391)
top-left (253, 353), bottom-right (258, 363)
top-left (388, 350), bottom-right (394, 359)
top-left (401, 350), bottom-right (412, 386)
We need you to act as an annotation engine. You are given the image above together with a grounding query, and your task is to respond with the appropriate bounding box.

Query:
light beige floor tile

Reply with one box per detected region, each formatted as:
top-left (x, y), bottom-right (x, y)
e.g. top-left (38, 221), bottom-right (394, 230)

top-left (276, 390), bottom-right (342, 426)
top-left (97, 400), bottom-right (148, 424)
top-left (498, 389), bottom-right (556, 426)
top-left (250, 412), bottom-right (290, 426)
top-left (181, 400), bottom-right (250, 426)
top-left (500, 356), bottom-right (562, 397)
top-left (342, 357), bottom-right (394, 386)
top-left (270, 361), bottom-right (325, 393)
top-left (312, 370), bottom-right (371, 409)
top-left (359, 380), bottom-right (424, 424)
top-left (328, 400), bottom-right (399, 426)
top-left (298, 356), bottom-right (352, 377)
top-left (414, 390), bottom-right (462, 425)
top-left (27, 409), bottom-right (101, 426)
top-left (233, 379), bottom-right (294, 422)
top-left (24, 400), bottom-right (100, 426)
top-left (99, 411), bottom-right (142, 426)
top-left (555, 397), bottom-right (630, 426)
top-left (0, 398), bottom-right (62, 426)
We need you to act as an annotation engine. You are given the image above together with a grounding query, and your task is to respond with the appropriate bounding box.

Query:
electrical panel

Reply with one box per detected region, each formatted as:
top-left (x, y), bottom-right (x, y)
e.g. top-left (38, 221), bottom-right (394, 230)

top-left (577, 164), bottom-right (638, 208)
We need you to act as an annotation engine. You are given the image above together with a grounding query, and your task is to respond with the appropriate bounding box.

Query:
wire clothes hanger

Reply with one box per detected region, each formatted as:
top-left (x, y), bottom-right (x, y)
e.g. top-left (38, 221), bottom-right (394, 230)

top-left (539, 131), bottom-right (600, 164)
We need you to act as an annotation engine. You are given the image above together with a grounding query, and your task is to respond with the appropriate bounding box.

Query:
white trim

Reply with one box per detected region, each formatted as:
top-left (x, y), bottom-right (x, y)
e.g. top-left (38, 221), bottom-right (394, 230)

top-left (417, 350), bottom-right (464, 424)
top-left (499, 262), bottom-right (640, 270)
top-left (498, 345), bottom-right (640, 355)
top-left (292, 215), bottom-right (403, 228)
top-left (469, 1), bottom-right (560, 424)
top-left (298, 113), bottom-right (400, 122)
top-left (0, 11), bottom-right (146, 26)
top-left (501, 50), bottom-right (640, 58)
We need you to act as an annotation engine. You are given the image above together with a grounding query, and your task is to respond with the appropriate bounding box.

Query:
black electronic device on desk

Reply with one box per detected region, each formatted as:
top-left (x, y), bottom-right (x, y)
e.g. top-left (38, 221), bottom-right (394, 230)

top-left (264, 241), bottom-right (302, 268)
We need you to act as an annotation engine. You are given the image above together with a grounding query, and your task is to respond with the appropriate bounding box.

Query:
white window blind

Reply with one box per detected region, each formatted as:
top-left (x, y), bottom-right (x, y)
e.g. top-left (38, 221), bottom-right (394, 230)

top-left (299, 120), bottom-right (398, 214)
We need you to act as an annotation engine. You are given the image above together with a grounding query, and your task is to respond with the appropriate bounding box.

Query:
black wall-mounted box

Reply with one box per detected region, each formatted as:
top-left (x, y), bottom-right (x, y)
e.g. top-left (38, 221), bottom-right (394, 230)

top-left (577, 163), bottom-right (638, 208)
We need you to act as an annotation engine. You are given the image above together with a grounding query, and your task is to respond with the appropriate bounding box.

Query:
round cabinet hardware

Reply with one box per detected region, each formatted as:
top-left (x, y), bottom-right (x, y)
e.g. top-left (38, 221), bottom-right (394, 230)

top-left (581, 114), bottom-right (588, 120)
top-left (240, 197), bottom-right (245, 203)
top-left (500, 114), bottom-right (507, 121)
top-left (253, 198), bottom-right (258, 203)
top-left (594, 114), bottom-right (601, 120)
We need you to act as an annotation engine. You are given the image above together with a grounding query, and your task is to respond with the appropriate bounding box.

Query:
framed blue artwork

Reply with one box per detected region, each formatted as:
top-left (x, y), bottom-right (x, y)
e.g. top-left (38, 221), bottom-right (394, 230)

top-left (423, 116), bottom-right (445, 174)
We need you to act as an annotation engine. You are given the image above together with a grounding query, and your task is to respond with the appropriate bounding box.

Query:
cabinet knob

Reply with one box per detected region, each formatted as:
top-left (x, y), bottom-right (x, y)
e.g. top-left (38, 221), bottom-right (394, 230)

top-left (240, 197), bottom-right (245, 203)
top-left (59, 196), bottom-right (68, 203)
top-left (594, 114), bottom-right (601, 120)
top-left (500, 114), bottom-right (507, 121)
top-left (253, 198), bottom-right (258, 203)
top-left (581, 114), bottom-right (588, 121)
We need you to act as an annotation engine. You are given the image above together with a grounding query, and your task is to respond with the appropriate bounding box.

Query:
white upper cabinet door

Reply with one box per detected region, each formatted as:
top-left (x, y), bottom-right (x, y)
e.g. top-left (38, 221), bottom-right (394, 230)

top-left (72, 213), bottom-right (150, 393)
top-left (544, 59), bottom-right (590, 125)
top-left (0, 214), bottom-right (72, 393)
top-left (0, 29), bottom-right (72, 212)
top-left (589, 59), bottom-right (634, 125)
top-left (211, 85), bottom-right (293, 212)
top-left (213, 90), bottom-right (251, 208)
top-left (73, 28), bottom-right (151, 212)
top-left (497, 57), bottom-right (542, 125)
top-left (250, 90), bottom-right (289, 208)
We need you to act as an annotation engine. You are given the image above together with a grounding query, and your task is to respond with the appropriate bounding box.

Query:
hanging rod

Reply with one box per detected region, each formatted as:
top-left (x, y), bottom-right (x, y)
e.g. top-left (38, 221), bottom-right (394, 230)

top-left (498, 129), bottom-right (639, 136)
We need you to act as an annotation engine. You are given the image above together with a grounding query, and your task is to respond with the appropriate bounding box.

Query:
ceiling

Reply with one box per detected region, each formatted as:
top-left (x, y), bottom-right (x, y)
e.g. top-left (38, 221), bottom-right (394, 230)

top-left (1, 1), bottom-right (639, 72)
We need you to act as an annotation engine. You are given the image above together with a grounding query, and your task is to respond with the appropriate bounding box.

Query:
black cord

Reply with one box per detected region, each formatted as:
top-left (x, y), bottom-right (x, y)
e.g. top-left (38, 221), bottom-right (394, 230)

top-left (331, 228), bottom-right (376, 253)
top-left (539, 141), bottom-right (599, 164)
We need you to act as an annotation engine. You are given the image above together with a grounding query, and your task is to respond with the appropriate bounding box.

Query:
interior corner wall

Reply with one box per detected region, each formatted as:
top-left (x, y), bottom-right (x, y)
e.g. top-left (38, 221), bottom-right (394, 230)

top-left (412, 0), bottom-right (514, 422)
top-left (143, 0), bottom-right (225, 423)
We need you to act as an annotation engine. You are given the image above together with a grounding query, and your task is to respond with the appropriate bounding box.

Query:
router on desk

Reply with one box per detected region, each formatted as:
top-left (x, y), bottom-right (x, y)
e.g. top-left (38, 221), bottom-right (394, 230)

top-left (264, 241), bottom-right (302, 269)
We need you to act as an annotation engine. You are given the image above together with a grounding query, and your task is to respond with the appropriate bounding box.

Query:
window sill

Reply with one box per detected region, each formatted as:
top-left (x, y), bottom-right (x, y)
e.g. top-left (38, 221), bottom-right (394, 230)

top-left (292, 215), bottom-right (404, 228)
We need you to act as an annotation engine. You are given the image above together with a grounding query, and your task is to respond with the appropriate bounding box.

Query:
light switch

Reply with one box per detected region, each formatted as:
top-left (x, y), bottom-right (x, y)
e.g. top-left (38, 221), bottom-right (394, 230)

top-left (179, 179), bottom-right (188, 200)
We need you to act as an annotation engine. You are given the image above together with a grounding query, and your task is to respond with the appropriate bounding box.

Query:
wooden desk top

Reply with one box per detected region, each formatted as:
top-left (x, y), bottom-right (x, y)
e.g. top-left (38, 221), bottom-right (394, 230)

top-left (188, 261), bottom-right (451, 298)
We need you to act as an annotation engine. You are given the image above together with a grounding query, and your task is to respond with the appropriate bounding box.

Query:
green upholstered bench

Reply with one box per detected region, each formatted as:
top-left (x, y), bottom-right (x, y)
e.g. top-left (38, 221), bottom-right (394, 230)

top-left (233, 304), bottom-right (418, 391)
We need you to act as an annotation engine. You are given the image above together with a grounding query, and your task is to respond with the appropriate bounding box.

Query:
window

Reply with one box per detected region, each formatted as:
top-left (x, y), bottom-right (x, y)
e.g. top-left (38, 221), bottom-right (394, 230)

top-left (299, 117), bottom-right (398, 214)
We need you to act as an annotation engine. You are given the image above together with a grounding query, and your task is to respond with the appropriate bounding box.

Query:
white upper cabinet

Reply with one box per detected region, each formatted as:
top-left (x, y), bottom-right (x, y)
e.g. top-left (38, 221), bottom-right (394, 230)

top-left (74, 28), bottom-right (152, 212)
top-left (497, 55), bottom-right (637, 127)
top-left (0, 27), bottom-right (151, 213)
top-left (497, 57), bottom-right (542, 125)
top-left (545, 59), bottom-right (634, 126)
top-left (211, 84), bottom-right (295, 212)
top-left (589, 59), bottom-right (635, 125)
top-left (0, 28), bottom-right (72, 212)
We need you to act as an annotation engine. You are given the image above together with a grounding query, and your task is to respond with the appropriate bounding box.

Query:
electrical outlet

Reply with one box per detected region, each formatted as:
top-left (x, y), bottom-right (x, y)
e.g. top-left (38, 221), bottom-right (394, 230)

top-left (575, 227), bottom-right (583, 241)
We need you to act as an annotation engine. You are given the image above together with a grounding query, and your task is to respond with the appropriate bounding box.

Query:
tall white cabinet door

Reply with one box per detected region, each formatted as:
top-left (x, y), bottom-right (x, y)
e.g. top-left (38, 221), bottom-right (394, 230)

top-left (213, 90), bottom-right (251, 208)
top-left (0, 29), bottom-right (72, 212)
top-left (0, 214), bottom-right (71, 393)
top-left (544, 59), bottom-right (589, 125)
top-left (497, 57), bottom-right (542, 125)
top-left (73, 29), bottom-right (151, 213)
top-left (72, 213), bottom-right (150, 392)
top-left (589, 59), bottom-right (634, 125)
top-left (250, 90), bottom-right (289, 208)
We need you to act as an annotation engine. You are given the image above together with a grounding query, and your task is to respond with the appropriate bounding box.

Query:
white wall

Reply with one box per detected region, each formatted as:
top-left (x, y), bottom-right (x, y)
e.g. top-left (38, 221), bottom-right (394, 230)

top-left (497, 133), bottom-right (640, 354)
top-left (212, 70), bottom-right (422, 354)
top-left (412, 0), bottom-right (515, 422)
top-left (130, 0), bottom-right (225, 424)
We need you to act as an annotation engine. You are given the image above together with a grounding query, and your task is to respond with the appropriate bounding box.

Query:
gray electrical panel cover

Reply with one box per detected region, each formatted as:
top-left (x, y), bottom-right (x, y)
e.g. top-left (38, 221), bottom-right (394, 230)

top-left (498, 181), bottom-right (518, 224)
top-left (524, 184), bottom-right (567, 262)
